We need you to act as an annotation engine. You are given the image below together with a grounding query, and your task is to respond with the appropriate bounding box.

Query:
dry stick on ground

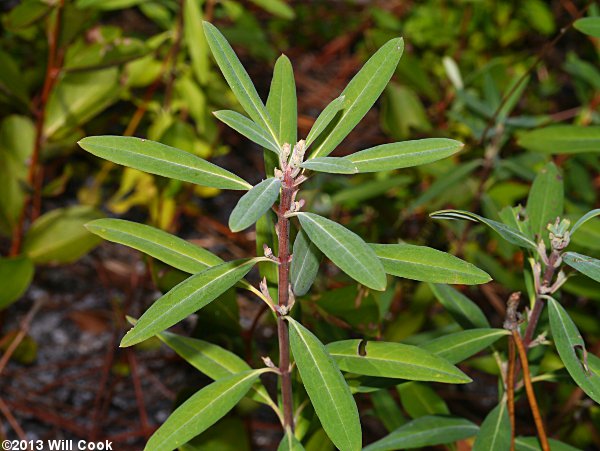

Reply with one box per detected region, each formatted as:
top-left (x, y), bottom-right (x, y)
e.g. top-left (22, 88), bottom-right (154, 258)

top-left (10, 0), bottom-right (66, 256)
top-left (0, 397), bottom-right (27, 441)
top-left (504, 292), bottom-right (550, 451)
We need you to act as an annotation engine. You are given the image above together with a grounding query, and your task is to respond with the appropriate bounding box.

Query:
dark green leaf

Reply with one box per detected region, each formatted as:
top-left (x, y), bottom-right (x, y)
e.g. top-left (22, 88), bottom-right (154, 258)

top-left (214, 110), bottom-right (280, 154)
top-left (472, 401), bottom-right (510, 451)
top-left (326, 340), bottom-right (471, 383)
top-left (363, 415), bottom-right (478, 451)
top-left (229, 178), bottom-right (281, 232)
top-left (277, 431), bottom-right (305, 451)
top-left (517, 126), bottom-right (600, 154)
top-left (296, 212), bottom-right (386, 291)
top-left (526, 162), bottom-right (563, 239)
top-left (563, 252), bottom-right (600, 284)
top-left (430, 284), bottom-right (490, 329)
top-left (346, 139), bottom-right (463, 173)
top-left (420, 329), bottom-right (510, 364)
top-left (300, 157), bottom-right (358, 174)
top-left (79, 136), bottom-right (251, 190)
top-left (0, 257), bottom-right (34, 309)
top-left (514, 436), bottom-right (580, 451)
top-left (371, 243), bottom-right (490, 285)
top-left (249, 0), bottom-right (295, 19)
top-left (86, 218), bottom-right (223, 273)
top-left (571, 209), bottom-right (600, 236)
top-left (290, 230), bottom-right (321, 296)
top-left (574, 17), bottom-right (600, 38)
top-left (310, 38), bottom-right (404, 159)
top-left (288, 317), bottom-right (361, 451)
top-left (305, 96), bottom-right (345, 148)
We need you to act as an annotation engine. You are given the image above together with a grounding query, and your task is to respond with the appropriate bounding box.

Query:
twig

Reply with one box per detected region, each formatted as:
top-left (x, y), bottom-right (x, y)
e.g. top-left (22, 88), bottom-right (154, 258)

top-left (504, 292), bottom-right (520, 451)
top-left (0, 397), bottom-right (27, 441)
top-left (0, 297), bottom-right (45, 375)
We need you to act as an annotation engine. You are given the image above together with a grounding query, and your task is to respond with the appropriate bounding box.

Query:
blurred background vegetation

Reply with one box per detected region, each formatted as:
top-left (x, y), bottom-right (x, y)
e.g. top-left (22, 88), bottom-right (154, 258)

top-left (0, 0), bottom-right (598, 449)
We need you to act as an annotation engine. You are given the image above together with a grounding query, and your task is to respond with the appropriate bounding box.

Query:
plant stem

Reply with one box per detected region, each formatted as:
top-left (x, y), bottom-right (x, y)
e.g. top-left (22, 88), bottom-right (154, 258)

top-left (277, 167), bottom-right (295, 431)
top-left (507, 338), bottom-right (516, 451)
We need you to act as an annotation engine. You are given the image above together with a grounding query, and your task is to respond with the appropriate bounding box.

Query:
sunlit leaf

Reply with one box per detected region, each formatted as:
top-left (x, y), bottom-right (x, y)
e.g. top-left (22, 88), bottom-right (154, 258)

top-left (346, 139), bottom-right (463, 173)
top-left (288, 317), bottom-right (361, 451)
top-left (229, 178), bottom-right (281, 232)
top-left (214, 110), bottom-right (280, 154)
top-left (548, 297), bottom-right (600, 403)
top-left (249, 0), bottom-right (295, 19)
top-left (305, 96), bottom-right (345, 148)
top-left (0, 257), bottom-right (34, 309)
top-left (430, 284), bottom-right (490, 329)
top-left (184, 0), bottom-right (209, 84)
top-left (86, 218), bottom-right (223, 273)
top-left (363, 415), bottom-right (478, 451)
top-left (301, 157), bottom-right (358, 174)
top-left (310, 38), bottom-right (404, 159)
top-left (79, 136), bottom-right (251, 190)
top-left (121, 259), bottom-right (261, 347)
top-left (290, 230), bottom-right (321, 296)
top-left (326, 340), bottom-right (471, 383)
top-left (371, 243), bottom-right (491, 285)
top-left (146, 369), bottom-right (269, 451)
top-left (296, 212), bottom-right (386, 291)
top-left (431, 209), bottom-right (537, 250)
top-left (515, 436), bottom-right (580, 451)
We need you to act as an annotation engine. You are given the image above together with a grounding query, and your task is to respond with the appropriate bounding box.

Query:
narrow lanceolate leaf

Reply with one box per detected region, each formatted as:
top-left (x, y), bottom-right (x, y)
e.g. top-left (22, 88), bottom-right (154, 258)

top-left (296, 212), bottom-right (386, 291)
top-left (363, 416), bottom-right (478, 451)
top-left (326, 340), bottom-right (471, 383)
top-left (79, 136), bottom-right (251, 190)
top-left (146, 369), bottom-right (268, 451)
top-left (472, 401), bottom-right (510, 451)
top-left (310, 38), bottom-right (404, 159)
top-left (420, 329), bottom-right (510, 364)
top-left (526, 162), bottom-right (563, 239)
top-left (183, 0), bottom-right (209, 84)
top-left (267, 54), bottom-right (297, 147)
top-left (563, 252), bottom-right (600, 284)
top-left (346, 139), bottom-right (463, 173)
top-left (157, 331), bottom-right (273, 406)
top-left (290, 230), bottom-right (321, 296)
top-left (287, 317), bottom-right (361, 451)
top-left (431, 209), bottom-right (537, 250)
top-left (548, 297), bottom-right (600, 403)
top-left (430, 284), bottom-right (490, 329)
top-left (277, 431), bottom-right (305, 451)
top-left (570, 209), bottom-right (600, 236)
top-left (229, 178), bottom-right (281, 232)
top-left (517, 125), bottom-right (600, 154)
top-left (86, 218), bottom-right (223, 274)
top-left (574, 17), bottom-right (600, 37)
top-left (371, 243), bottom-right (491, 285)
top-left (121, 259), bottom-right (259, 347)
top-left (214, 110), bottom-right (280, 154)
top-left (203, 22), bottom-right (279, 146)
top-left (305, 95), bottom-right (345, 148)
top-left (301, 157), bottom-right (358, 174)
top-left (515, 436), bottom-right (580, 451)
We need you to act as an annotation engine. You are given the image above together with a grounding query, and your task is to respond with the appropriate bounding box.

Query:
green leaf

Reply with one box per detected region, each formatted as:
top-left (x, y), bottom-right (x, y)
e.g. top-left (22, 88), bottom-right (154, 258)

top-left (300, 157), bottom-right (358, 174)
top-left (229, 178), bottom-right (281, 232)
top-left (146, 369), bottom-right (268, 451)
top-left (4, 0), bottom-right (52, 31)
top-left (370, 390), bottom-right (406, 432)
top-left (397, 382), bottom-right (449, 418)
top-left (0, 257), bottom-right (34, 309)
top-left (431, 209), bottom-right (537, 250)
top-left (420, 329), bottom-right (510, 364)
top-left (563, 252), bottom-right (600, 284)
top-left (548, 297), bottom-right (600, 403)
top-left (249, 0), bottom-right (295, 19)
top-left (22, 206), bottom-right (103, 264)
top-left (310, 38), bottom-right (404, 159)
top-left (371, 243), bottom-right (491, 285)
top-left (526, 162), bottom-right (563, 239)
top-left (184, 0), bottom-right (209, 84)
top-left (346, 139), bottom-right (463, 173)
top-left (515, 436), bottom-right (580, 451)
top-left (574, 17), bottom-right (600, 38)
top-left (290, 230), bottom-right (321, 296)
top-left (121, 259), bottom-right (259, 347)
top-left (79, 136), bottom-right (251, 190)
top-left (203, 22), bottom-right (279, 146)
top-left (277, 431), bottom-right (305, 451)
top-left (296, 212), bottom-right (386, 291)
top-left (430, 284), bottom-right (490, 329)
top-left (326, 340), bottom-right (471, 383)
top-left (287, 317), bottom-right (361, 451)
top-left (305, 96), bottom-right (345, 148)
top-left (517, 126), bottom-right (600, 154)
top-left (571, 209), bottom-right (600, 236)
top-left (86, 218), bottom-right (223, 273)
top-left (267, 55), bottom-right (297, 147)
top-left (472, 401), bottom-right (510, 451)
top-left (363, 415), bottom-right (478, 451)
top-left (213, 110), bottom-right (280, 154)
